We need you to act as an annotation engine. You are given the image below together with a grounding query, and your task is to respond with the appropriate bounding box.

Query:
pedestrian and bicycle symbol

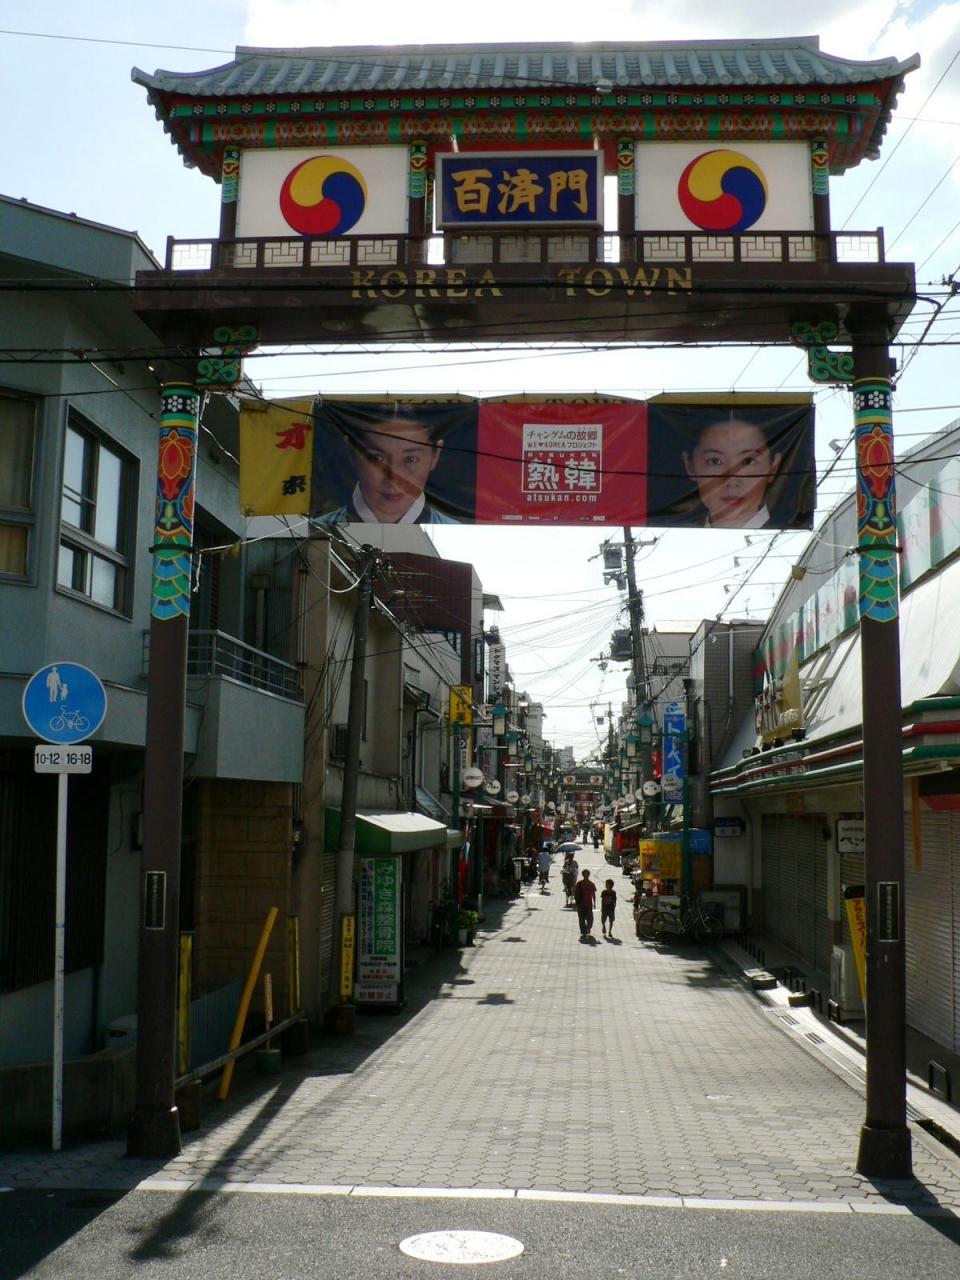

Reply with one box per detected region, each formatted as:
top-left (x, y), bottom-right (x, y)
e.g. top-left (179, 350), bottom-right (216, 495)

top-left (22, 662), bottom-right (107, 745)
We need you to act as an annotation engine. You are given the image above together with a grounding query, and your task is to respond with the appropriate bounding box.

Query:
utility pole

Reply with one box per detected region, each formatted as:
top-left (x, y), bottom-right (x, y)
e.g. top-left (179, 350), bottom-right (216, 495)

top-left (622, 528), bottom-right (650, 714)
top-left (622, 527), bottom-right (657, 803)
top-left (329, 546), bottom-right (377, 1035)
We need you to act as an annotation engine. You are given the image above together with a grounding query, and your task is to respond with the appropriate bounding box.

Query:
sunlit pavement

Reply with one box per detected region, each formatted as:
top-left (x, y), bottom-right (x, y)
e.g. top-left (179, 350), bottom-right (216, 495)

top-left (3, 845), bottom-right (960, 1220)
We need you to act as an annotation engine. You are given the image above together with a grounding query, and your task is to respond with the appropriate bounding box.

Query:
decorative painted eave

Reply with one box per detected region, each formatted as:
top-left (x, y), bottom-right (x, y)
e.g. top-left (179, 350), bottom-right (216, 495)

top-left (132, 36), bottom-right (919, 179)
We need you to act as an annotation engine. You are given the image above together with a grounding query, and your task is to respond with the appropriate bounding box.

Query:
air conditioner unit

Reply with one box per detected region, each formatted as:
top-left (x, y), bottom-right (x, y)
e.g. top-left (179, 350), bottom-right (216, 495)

top-left (330, 723), bottom-right (349, 760)
top-left (830, 944), bottom-right (864, 1019)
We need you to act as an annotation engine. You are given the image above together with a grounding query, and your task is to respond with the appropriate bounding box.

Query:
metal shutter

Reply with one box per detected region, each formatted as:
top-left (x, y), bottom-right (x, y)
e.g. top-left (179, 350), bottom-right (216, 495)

top-left (814, 826), bottom-right (832, 975)
top-left (796, 818), bottom-right (817, 968)
top-left (904, 810), bottom-right (954, 1050)
top-left (762, 814), bottom-right (798, 953)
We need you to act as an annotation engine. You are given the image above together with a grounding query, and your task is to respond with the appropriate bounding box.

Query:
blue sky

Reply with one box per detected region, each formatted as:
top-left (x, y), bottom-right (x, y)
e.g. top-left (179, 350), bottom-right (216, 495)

top-left (3, 3), bottom-right (959, 752)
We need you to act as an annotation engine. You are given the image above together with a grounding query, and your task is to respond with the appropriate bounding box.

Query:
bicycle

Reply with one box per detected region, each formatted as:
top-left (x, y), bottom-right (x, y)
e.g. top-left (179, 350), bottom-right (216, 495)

top-left (647, 901), bottom-right (721, 942)
top-left (49, 708), bottom-right (90, 733)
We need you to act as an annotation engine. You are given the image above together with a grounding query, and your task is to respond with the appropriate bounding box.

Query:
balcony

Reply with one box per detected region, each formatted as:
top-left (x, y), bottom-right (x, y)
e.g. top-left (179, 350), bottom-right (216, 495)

top-left (186, 630), bottom-right (301, 700)
top-left (142, 630), bottom-right (304, 782)
top-left (135, 229), bottom-right (916, 349)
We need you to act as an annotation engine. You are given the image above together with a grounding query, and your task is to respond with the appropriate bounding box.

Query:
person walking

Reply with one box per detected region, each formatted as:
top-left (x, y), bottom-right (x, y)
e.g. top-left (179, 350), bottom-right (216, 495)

top-left (561, 852), bottom-right (578, 905)
top-left (592, 827), bottom-right (601, 852)
top-left (600, 879), bottom-right (617, 938)
top-left (537, 844), bottom-right (552, 890)
top-left (573, 868), bottom-right (597, 939)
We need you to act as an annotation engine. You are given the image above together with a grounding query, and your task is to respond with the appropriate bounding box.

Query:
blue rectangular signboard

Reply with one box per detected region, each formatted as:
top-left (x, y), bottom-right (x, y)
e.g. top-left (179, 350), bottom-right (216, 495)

top-left (436, 151), bottom-right (603, 228)
top-left (661, 702), bottom-right (686, 805)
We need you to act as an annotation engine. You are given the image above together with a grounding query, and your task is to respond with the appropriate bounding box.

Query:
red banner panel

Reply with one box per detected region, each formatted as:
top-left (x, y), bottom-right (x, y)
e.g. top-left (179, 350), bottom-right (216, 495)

top-left (475, 401), bottom-right (646, 525)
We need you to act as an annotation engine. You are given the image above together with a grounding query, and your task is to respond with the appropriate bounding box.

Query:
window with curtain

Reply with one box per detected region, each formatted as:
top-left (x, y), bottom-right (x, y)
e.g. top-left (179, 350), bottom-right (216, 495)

top-left (57, 412), bottom-right (136, 613)
top-left (0, 393), bottom-right (37, 578)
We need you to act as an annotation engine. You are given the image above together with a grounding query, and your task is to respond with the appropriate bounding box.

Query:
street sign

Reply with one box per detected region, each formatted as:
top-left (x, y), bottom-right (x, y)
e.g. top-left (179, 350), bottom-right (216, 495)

top-left (22, 662), bottom-right (107, 745)
top-left (462, 767), bottom-right (484, 788)
top-left (34, 745), bottom-right (93, 774)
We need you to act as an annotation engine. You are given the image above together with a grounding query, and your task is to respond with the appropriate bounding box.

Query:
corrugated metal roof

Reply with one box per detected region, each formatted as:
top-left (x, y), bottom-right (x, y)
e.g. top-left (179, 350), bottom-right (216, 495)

top-left (132, 37), bottom-right (919, 97)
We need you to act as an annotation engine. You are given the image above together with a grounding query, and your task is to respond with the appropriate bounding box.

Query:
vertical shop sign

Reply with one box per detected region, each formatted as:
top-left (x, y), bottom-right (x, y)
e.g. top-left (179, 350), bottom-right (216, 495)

top-left (661, 702), bottom-right (686, 804)
top-left (357, 856), bottom-right (402, 1006)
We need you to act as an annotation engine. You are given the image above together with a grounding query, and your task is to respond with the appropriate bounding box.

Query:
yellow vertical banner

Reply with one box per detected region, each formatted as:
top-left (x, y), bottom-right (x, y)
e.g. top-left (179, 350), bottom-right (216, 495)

top-left (239, 396), bottom-right (315, 516)
top-left (340, 914), bottom-right (356, 1001)
top-left (449, 685), bottom-right (473, 725)
top-left (843, 885), bottom-right (867, 1000)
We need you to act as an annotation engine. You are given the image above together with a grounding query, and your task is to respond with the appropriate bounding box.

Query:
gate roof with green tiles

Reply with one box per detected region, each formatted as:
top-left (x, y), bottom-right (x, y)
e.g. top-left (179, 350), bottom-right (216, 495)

top-left (132, 36), bottom-right (918, 178)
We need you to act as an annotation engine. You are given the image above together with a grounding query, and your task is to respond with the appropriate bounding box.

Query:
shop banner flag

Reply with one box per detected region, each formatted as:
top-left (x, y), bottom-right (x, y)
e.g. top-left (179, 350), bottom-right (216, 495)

top-left (239, 397), bottom-right (316, 516)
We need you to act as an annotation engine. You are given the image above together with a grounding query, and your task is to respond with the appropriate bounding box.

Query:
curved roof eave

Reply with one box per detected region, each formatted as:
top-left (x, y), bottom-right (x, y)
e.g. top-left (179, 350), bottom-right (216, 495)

top-left (131, 38), bottom-right (920, 97)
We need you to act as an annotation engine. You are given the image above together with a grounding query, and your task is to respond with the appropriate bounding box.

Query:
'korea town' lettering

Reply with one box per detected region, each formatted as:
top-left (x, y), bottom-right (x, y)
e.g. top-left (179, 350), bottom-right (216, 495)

top-left (350, 266), bottom-right (693, 301)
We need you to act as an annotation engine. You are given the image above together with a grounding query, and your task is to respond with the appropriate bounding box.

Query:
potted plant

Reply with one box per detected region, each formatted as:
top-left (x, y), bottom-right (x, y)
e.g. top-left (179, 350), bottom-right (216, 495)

top-left (457, 909), bottom-right (480, 946)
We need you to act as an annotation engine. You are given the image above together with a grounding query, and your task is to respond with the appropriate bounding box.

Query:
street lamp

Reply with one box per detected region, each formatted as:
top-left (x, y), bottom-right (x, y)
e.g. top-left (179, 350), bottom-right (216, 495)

top-left (492, 704), bottom-right (507, 737)
top-left (625, 732), bottom-right (638, 760)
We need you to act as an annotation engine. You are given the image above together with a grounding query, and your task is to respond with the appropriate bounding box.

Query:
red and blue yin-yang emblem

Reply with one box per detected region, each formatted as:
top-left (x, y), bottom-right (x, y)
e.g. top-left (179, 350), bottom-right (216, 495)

top-left (677, 150), bottom-right (768, 232)
top-left (278, 156), bottom-right (368, 235)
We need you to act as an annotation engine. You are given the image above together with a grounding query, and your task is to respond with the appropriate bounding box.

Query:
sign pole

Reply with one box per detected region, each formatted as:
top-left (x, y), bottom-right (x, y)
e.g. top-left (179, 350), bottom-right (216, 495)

top-left (22, 660), bottom-right (106, 1153)
top-left (51, 771), bottom-right (68, 1152)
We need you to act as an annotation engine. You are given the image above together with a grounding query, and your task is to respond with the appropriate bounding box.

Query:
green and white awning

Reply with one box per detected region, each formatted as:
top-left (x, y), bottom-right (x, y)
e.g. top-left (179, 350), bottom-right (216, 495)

top-left (325, 808), bottom-right (449, 855)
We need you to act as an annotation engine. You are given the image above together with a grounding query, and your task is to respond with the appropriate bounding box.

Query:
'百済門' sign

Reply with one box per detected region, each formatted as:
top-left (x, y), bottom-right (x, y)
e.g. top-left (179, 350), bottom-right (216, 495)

top-left (436, 152), bottom-right (603, 227)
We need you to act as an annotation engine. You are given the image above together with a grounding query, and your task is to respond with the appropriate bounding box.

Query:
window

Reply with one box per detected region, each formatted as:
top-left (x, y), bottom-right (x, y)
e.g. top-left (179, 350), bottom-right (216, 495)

top-left (57, 413), bottom-right (135, 612)
top-left (0, 393), bottom-right (37, 577)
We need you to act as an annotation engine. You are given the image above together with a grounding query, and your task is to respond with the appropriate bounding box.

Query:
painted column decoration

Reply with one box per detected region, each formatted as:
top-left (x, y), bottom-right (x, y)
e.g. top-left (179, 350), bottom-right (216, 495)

top-left (790, 319), bottom-right (853, 384)
top-left (618, 139), bottom-right (636, 260)
top-left (151, 385), bottom-right (199, 621)
top-left (811, 138), bottom-right (831, 244)
top-left (219, 147), bottom-right (240, 240)
top-left (854, 376), bottom-right (899, 623)
top-left (408, 141), bottom-right (428, 243)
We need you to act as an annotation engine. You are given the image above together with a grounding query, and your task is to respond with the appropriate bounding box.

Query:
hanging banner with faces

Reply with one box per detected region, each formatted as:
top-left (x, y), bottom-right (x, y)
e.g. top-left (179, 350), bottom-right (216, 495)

top-left (240, 392), bottom-right (815, 529)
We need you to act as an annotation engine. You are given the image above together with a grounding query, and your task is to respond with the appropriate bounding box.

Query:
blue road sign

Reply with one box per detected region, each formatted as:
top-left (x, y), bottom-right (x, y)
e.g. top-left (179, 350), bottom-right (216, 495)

top-left (22, 662), bottom-right (107, 745)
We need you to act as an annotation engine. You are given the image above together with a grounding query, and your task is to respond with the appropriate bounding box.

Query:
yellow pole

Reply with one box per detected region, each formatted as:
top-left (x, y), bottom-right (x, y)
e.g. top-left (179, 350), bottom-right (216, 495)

top-left (177, 933), bottom-right (192, 1077)
top-left (287, 914), bottom-right (301, 1016)
top-left (217, 906), bottom-right (279, 1101)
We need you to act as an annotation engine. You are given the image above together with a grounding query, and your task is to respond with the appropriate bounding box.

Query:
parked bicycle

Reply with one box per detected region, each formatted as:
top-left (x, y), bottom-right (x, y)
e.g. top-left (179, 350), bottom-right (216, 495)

top-left (634, 897), bottom-right (723, 944)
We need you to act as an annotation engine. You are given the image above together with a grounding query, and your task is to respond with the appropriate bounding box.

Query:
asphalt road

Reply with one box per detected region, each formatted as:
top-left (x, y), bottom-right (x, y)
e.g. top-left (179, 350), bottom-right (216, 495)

top-left (2, 1188), bottom-right (959, 1279)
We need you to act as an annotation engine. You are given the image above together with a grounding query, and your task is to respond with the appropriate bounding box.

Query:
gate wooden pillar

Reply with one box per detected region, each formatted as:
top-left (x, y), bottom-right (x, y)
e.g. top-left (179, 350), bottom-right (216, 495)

top-left (849, 309), bottom-right (911, 1179)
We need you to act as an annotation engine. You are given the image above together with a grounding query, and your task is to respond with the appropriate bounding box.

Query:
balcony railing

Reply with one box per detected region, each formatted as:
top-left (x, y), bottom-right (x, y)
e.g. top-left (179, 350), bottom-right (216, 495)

top-left (142, 630), bottom-right (302, 701)
top-left (164, 228), bottom-right (886, 275)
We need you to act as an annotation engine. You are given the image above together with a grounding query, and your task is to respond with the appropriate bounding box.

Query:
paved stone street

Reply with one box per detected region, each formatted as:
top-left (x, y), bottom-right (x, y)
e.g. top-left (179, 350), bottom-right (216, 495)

top-left (3, 850), bottom-right (960, 1216)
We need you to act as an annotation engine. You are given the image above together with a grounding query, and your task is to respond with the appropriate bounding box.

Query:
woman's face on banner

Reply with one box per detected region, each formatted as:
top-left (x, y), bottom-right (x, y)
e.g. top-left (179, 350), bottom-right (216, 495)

top-left (353, 420), bottom-right (442, 521)
top-left (682, 419), bottom-right (782, 528)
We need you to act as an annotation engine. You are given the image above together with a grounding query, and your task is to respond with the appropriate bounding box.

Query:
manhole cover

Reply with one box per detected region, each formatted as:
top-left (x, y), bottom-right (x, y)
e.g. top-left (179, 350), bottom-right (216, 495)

top-left (399, 1230), bottom-right (524, 1264)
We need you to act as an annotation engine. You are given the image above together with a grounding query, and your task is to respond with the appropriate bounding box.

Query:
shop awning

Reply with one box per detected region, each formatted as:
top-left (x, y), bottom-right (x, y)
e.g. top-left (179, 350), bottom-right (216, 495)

top-left (325, 808), bottom-right (448, 855)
